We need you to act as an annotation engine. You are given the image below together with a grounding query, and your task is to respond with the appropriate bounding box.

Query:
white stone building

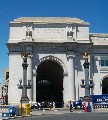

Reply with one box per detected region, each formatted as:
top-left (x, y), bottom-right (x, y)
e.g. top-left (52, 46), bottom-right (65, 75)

top-left (7, 17), bottom-right (108, 105)
top-left (2, 68), bottom-right (9, 96)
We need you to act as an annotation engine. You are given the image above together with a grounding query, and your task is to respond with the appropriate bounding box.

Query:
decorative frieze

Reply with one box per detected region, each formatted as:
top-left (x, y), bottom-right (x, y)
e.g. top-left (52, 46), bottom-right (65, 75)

top-left (34, 27), bottom-right (66, 40)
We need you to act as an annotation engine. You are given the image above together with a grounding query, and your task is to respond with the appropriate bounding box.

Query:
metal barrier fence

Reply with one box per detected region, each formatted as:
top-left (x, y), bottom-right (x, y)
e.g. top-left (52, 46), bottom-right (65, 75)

top-left (93, 104), bottom-right (108, 109)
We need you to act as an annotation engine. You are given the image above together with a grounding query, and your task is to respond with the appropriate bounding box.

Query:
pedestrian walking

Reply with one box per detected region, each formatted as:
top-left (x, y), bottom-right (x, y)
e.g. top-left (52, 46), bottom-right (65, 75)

top-left (69, 100), bottom-right (73, 112)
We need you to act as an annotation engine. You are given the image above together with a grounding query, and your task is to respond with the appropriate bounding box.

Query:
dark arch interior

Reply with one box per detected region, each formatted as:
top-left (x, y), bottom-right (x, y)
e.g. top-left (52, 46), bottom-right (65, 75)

top-left (102, 77), bottom-right (108, 94)
top-left (36, 60), bottom-right (63, 102)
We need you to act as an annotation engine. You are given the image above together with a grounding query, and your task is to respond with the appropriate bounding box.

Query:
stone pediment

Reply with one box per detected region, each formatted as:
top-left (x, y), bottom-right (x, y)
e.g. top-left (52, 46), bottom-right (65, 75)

top-left (10, 17), bottom-right (89, 25)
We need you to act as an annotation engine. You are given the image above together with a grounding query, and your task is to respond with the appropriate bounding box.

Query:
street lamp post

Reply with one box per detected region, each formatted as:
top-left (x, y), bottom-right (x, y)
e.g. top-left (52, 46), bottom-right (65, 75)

top-left (18, 52), bottom-right (31, 103)
top-left (83, 53), bottom-right (90, 96)
top-left (81, 53), bottom-right (94, 97)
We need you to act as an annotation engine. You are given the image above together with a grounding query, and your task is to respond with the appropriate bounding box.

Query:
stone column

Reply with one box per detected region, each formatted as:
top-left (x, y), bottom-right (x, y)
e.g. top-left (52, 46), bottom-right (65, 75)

top-left (90, 56), bottom-right (94, 95)
top-left (93, 56), bottom-right (101, 94)
top-left (27, 55), bottom-right (33, 101)
top-left (63, 72), bottom-right (68, 103)
top-left (32, 69), bottom-right (37, 102)
top-left (66, 54), bottom-right (75, 102)
top-left (75, 65), bottom-right (78, 100)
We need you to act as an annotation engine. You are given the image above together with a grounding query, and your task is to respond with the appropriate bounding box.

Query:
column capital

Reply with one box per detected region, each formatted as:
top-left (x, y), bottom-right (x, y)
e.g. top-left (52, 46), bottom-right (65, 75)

top-left (33, 69), bottom-right (37, 76)
top-left (67, 54), bottom-right (75, 59)
top-left (93, 56), bottom-right (101, 61)
top-left (66, 50), bottom-right (75, 59)
top-left (28, 54), bottom-right (33, 58)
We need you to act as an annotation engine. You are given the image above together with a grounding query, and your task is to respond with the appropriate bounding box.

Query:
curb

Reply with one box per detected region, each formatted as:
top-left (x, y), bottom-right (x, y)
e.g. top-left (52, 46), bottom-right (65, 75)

top-left (2, 115), bottom-right (32, 119)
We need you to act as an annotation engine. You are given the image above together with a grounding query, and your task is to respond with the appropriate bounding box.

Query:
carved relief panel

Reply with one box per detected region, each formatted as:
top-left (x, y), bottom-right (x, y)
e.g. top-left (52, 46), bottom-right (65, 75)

top-left (33, 25), bottom-right (66, 40)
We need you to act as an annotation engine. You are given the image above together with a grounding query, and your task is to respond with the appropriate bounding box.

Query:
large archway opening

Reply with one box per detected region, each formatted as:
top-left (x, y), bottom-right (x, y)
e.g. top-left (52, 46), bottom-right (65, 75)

top-left (102, 77), bottom-right (108, 94)
top-left (36, 60), bottom-right (63, 102)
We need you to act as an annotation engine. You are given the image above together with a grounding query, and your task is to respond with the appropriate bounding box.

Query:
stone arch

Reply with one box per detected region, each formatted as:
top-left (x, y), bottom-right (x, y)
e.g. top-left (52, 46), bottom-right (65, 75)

top-left (35, 55), bottom-right (67, 103)
top-left (36, 55), bottom-right (67, 74)
top-left (100, 74), bottom-right (108, 94)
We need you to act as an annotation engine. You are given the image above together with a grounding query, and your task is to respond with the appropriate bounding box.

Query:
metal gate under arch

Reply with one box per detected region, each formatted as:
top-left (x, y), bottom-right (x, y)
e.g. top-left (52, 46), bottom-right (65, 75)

top-left (36, 60), bottom-right (64, 102)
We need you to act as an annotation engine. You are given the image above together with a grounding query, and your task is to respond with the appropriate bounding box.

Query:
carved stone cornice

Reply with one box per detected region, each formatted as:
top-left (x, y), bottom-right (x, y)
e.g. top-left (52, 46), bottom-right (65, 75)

top-left (93, 45), bottom-right (108, 49)
top-left (64, 42), bottom-right (77, 51)
top-left (76, 43), bottom-right (93, 53)
top-left (6, 42), bottom-right (33, 53)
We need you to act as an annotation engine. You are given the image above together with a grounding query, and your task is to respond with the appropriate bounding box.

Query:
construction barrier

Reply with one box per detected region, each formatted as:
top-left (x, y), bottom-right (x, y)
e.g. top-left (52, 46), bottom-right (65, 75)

top-left (83, 101), bottom-right (88, 112)
top-left (2, 112), bottom-right (15, 118)
top-left (93, 104), bottom-right (108, 109)
top-left (25, 104), bottom-right (30, 115)
top-left (15, 106), bottom-right (22, 116)
top-left (2, 106), bottom-right (16, 119)
top-left (8, 106), bottom-right (16, 114)
top-left (1, 104), bottom-right (31, 119)
top-left (0, 105), bottom-right (10, 110)
top-left (21, 103), bottom-right (30, 116)
top-left (87, 102), bottom-right (92, 112)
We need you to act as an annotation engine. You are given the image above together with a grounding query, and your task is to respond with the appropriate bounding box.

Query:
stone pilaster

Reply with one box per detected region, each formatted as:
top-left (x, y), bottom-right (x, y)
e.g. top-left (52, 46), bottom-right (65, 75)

top-left (66, 53), bottom-right (75, 101)
top-left (27, 55), bottom-right (33, 101)
top-left (75, 65), bottom-right (78, 100)
top-left (63, 72), bottom-right (68, 103)
top-left (32, 69), bottom-right (37, 102)
top-left (94, 56), bottom-right (101, 73)
top-left (93, 56), bottom-right (101, 94)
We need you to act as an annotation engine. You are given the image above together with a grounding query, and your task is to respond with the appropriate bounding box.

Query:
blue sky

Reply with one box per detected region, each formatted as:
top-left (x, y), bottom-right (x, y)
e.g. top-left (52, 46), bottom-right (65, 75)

top-left (0, 0), bottom-right (108, 82)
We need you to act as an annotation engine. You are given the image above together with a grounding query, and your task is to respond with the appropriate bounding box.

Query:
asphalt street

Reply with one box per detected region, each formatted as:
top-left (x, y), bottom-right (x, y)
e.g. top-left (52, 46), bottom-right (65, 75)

top-left (14, 112), bottom-right (108, 120)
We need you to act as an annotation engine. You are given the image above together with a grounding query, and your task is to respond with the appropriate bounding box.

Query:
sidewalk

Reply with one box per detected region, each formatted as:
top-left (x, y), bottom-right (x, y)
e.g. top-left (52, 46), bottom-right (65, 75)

top-left (93, 108), bottom-right (108, 113)
top-left (0, 109), bottom-right (84, 119)
top-left (27, 108), bottom-right (108, 116)
top-left (31, 109), bottom-right (84, 116)
top-left (1, 108), bottom-right (108, 119)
